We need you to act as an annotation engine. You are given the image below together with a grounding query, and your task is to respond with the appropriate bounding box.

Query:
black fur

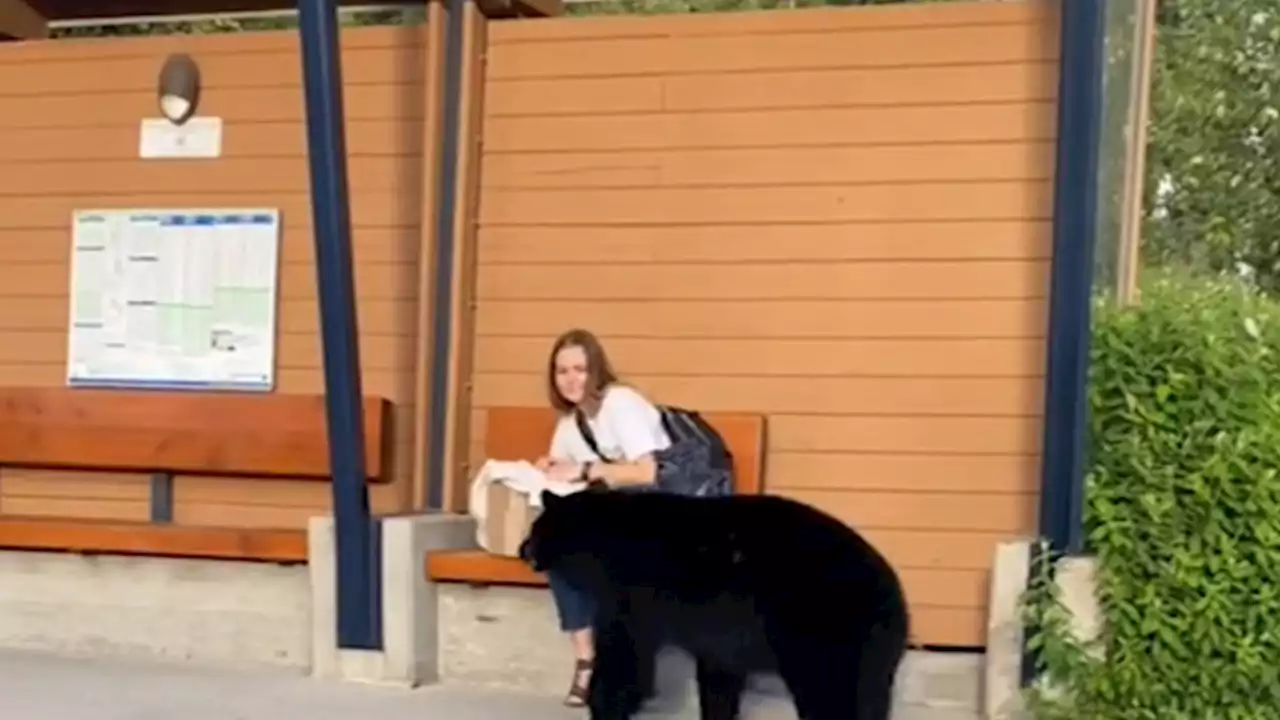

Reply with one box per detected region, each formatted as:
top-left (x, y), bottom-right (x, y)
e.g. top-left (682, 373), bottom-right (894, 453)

top-left (519, 488), bottom-right (909, 720)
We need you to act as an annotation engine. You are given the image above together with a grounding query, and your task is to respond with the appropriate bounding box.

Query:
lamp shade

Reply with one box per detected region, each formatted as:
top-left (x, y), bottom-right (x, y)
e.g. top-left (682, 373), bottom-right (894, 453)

top-left (158, 53), bottom-right (201, 125)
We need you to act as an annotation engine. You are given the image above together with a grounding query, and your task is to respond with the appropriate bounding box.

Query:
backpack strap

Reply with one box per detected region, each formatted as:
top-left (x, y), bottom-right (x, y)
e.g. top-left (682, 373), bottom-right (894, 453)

top-left (573, 409), bottom-right (615, 464)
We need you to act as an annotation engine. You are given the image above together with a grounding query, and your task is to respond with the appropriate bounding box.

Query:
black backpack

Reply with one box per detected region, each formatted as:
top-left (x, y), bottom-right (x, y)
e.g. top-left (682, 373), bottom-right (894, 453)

top-left (574, 404), bottom-right (735, 497)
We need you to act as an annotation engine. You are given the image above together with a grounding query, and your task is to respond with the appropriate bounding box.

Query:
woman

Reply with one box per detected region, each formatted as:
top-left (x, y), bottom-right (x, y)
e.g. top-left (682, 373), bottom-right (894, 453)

top-left (533, 327), bottom-right (671, 706)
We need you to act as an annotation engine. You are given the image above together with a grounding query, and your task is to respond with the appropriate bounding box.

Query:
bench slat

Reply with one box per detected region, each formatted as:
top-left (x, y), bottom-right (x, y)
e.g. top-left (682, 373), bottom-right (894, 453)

top-left (483, 406), bottom-right (765, 495)
top-left (426, 549), bottom-right (546, 586)
top-left (0, 516), bottom-right (308, 563)
top-left (0, 388), bottom-right (389, 480)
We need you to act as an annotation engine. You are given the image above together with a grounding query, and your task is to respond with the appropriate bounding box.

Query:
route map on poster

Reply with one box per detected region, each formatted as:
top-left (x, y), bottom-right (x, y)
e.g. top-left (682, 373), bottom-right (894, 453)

top-left (66, 209), bottom-right (281, 392)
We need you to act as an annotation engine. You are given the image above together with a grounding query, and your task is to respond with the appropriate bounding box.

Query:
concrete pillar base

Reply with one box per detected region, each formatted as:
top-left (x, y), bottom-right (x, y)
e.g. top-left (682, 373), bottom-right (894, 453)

top-left (983, 538), bottom-right (1032, 720)
top-left (982, 540), bottom-right (1101, 720)
top-left (308, 512), bottom-right (477, 687)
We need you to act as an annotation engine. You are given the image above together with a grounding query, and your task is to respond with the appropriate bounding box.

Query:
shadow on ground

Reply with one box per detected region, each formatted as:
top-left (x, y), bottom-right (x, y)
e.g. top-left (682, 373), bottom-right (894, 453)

top-left (0, 647), bottom-right (973, 719)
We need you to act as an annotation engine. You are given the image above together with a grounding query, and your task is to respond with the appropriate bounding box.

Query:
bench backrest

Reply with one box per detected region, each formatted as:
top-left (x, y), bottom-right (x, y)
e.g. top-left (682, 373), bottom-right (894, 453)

top-left (0, 388), bottom-right (390, 481)
top-left (483, 406), bottom-right (765, 494)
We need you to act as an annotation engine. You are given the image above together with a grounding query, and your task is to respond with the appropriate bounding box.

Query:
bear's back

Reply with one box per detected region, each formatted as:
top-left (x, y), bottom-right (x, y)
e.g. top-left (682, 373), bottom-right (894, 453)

top-left (590, 492), bottom-right (907, 628)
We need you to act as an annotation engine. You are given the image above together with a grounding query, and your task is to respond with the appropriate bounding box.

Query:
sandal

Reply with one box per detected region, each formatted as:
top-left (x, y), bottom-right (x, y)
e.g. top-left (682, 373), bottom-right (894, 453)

top-left (564, 658), bottom-right (593, 707)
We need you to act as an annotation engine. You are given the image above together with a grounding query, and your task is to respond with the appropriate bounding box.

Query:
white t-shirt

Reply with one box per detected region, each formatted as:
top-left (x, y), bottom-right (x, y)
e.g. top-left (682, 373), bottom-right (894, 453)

top-left (548, 385), bottom-right (671, 464)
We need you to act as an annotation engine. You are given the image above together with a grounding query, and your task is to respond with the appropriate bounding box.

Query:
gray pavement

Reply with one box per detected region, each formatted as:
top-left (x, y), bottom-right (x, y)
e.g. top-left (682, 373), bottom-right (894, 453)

top-left (0, 648), bottom-right (977, 720)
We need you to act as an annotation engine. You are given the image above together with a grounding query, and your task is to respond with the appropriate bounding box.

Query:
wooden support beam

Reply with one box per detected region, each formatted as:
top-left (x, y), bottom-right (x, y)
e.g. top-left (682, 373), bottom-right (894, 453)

top-left (475, 0), bottom-right (562, 18)
top-left (0, 0), bottom-right (47, 39)
top-left (1116, 0), bottom-right (1158, 304)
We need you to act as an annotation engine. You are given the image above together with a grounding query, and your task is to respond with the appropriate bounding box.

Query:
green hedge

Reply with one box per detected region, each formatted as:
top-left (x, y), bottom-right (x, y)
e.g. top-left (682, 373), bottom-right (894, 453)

top-left (1025, 270), bottom-right (1280, 720)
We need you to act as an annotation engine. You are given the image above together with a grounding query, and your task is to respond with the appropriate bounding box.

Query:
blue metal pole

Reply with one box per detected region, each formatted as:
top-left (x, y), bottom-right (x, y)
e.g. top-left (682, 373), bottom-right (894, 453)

top-left (1038, 0), bottom-right (1107, 558)
top-left (1023, 0), bottom-right (1107, 686)
top-left (297, 0), bottom-right (382, 651)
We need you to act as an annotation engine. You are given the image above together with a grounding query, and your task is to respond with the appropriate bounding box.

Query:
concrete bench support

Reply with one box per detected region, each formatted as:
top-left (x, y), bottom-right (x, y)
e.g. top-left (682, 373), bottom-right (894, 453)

top-left (309, 513), bottom-right (477, 686)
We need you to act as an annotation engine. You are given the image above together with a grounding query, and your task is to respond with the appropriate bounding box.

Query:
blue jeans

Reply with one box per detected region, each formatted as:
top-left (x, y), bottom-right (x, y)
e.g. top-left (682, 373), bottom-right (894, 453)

top-left (547, 569), bottom-right (595, 632)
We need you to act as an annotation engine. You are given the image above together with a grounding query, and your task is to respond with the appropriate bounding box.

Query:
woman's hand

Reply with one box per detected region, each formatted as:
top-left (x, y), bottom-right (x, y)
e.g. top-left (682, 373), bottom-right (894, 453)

top-left (593, 456), bottom-right (656, 487)
top-left (544, 460), bottom-right (582, 484)
top-left (534, 456), bottom-right (554, 472)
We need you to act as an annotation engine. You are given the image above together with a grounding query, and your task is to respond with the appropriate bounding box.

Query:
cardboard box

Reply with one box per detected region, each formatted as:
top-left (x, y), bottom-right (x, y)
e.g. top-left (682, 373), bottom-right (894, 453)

top-left (480, 481), bottom-right (542, 558)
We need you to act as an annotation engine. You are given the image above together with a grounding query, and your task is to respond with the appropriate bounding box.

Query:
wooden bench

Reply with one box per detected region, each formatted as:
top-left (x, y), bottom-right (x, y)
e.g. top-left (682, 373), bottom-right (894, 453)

top-left (0, 388), bottom-right (390, 563)
top-left (425, 406), bottom-right (766, 586)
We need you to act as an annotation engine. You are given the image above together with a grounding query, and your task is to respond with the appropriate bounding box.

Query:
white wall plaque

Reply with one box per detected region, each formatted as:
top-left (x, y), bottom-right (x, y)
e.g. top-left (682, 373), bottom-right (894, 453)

top-left (139, 117), bottom-right (223, 159)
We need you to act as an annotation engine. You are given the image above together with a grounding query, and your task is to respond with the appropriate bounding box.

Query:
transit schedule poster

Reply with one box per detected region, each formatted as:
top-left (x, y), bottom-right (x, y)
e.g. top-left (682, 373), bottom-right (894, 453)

top-left (66, 209), bottom-right (281, 392)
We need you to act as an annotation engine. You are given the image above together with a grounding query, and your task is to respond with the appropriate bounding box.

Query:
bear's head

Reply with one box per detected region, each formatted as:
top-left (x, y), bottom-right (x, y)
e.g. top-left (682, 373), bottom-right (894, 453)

top-left (518, 480), bottom-right (616, 586)
top-left (520, 483), bottom-right (750, 599)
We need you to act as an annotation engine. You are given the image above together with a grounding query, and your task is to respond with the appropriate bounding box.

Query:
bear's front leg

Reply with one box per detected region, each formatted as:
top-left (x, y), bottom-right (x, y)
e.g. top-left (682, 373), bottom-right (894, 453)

top-left (695, 656), bottom-right (746, 720)
top-left (588, 614), bottom-right (648, 720)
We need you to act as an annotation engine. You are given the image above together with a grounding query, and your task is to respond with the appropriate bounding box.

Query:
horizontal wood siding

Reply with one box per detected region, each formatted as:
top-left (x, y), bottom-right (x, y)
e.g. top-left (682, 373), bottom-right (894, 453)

top-left (0, 26), bottom-right (430, 527)
top-left (467, 1), bottom-right (1059, 647)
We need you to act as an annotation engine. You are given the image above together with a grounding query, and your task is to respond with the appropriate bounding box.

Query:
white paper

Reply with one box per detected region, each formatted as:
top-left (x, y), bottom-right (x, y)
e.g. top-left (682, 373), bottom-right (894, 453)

top-left (66, 209), bottom-right (280, 392)
top-left (479, 460), bottom-right (582, 508)
top-left (467, 459), bottom-right (588, 551)
top-left (139, 117), bottom-right (222, 159)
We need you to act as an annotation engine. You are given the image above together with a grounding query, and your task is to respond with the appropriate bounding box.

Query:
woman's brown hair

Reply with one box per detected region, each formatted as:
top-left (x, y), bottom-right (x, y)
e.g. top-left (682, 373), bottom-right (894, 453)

top-left (546, 328), bottom-right (619, 416)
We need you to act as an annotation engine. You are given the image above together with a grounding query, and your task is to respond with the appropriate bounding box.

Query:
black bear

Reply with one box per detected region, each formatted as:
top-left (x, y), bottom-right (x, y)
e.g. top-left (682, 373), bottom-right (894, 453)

top-left (519, 486), bottom-right (909, 720)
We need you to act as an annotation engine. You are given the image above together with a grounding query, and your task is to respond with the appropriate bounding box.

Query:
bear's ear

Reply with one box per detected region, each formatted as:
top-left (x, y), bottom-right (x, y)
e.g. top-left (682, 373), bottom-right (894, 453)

top-left (541, 489), bottom-right (562, 509)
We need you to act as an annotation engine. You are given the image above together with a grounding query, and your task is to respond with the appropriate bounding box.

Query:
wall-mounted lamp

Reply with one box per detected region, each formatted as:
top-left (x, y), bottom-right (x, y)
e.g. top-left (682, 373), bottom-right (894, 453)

top-left (157, 53), bottom-right (201, 126)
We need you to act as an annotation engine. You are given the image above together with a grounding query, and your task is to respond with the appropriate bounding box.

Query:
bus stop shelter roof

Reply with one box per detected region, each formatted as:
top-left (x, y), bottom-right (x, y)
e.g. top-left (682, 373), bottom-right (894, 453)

top-left (29, 0), bottom-right (372, 18)
top-left (4, 0), bottom-right (553, 31)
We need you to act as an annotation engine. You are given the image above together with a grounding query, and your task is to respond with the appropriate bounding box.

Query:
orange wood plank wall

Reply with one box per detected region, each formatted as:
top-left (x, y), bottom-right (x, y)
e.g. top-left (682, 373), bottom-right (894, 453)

top-left (0, 25), bottom-right (432, 527)
top-left (462, 0), bottom-right (1061, 647)
top-left (0, 0), bottom-right (1060, 649)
